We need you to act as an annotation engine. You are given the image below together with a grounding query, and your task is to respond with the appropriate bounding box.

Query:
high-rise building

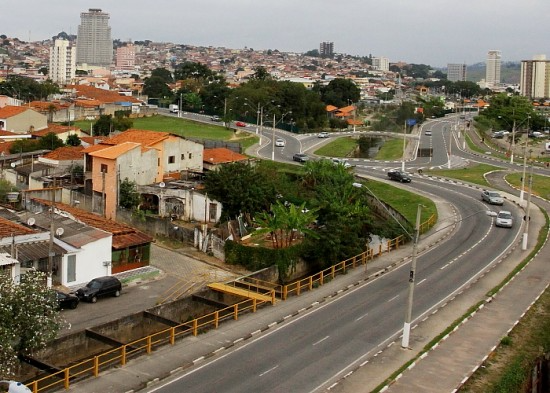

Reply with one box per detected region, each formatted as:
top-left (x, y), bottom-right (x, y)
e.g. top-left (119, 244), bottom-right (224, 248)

top-left (486, 50), bottom-right (501, 88)
top-left (319, 42), bottom-right (334, 58)
top-left (49, 38), bottom-right (76, 84)
top-left (116, 43), bottom-right (136, 70)
top-left (372, 57), bottom-right (390, 72)
top-left (520, 55), bottom-right (550, 99)
top-left (76, 8), bottom-right (113, 67)
top-left (447, 63), bottom-right (467, 82)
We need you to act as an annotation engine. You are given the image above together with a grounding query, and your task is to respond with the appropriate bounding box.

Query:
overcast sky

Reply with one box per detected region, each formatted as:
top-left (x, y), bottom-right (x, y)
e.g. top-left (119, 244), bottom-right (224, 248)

top-left (3, 0), bottom-right (549, 67)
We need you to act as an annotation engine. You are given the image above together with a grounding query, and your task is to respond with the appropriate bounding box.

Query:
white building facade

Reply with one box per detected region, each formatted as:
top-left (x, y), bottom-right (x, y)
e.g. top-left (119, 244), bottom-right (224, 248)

top-left (486, 50), bottom-right (502, 89)
top-left (49, 39), bottom-right (76, 85)
top-left (76, 8), bottom-right (113, 68)
top-left (520, 55), bottom-right (550, 99)
top-left (372, 56), bottom-right (390, 72)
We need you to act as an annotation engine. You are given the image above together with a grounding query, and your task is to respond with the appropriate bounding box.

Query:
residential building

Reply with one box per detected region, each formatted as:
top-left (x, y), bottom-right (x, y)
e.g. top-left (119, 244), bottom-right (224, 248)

top-left (82, 129), bottom-right (204, 219)
top-left (447, 63), bottom-right (467, 82)
top-left (0, 105), bottom-right (48, 134)
top-left (486, 50), bottom-right (502, 89)
top-left (49, 39), bottom-right (76, 85)
top-left (320, 42), bottom-right (334, 58)
top-left (372, 57), bottom-right (390, 72)
top-left (76, 8), bottom-right (113, 68)
top-left (520, 55), bottom-right (550, 99)
top-left (116, 43), bottom-right (136, 70)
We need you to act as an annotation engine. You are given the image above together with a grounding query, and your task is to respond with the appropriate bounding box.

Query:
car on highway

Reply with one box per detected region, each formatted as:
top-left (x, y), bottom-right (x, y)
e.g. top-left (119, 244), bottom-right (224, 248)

top-left (331, 158), bottom-right (352, 168)
top-left (210, 115), bottom-right (221, 122)
top-left (495, 210), bottom-right (513, 228)
top-left (318, 132), bottom-right (330, 138)
top-left (235, 121), bottom-right (246, 127)
top-left (387, 169), bottom-right (411, 183)
top-left (292, 153), bottom-right (309, 163)
top-left (424, 130), bottom-right (432, 136)
top-left (55, 290), bottom-right (80, 310)
top-left (275, 138), bottom-right (285, 147)
top-left (481, 190), bottom-right (504, 205)
top-left (76, 276), bottom-right (122, 303)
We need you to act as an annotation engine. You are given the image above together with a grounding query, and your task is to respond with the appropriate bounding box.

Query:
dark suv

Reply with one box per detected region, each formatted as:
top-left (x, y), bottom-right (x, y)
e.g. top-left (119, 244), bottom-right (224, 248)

top-left (387, 170), bottom-right (412, 183)
top-left (76, 276), bottom-right (122, 303)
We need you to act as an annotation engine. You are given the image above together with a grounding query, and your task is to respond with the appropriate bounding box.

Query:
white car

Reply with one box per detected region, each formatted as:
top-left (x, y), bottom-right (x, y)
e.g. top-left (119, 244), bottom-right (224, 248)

top-left (275, 138), bottom-right (285, 147)
top-left (495, 210), bottom-right (513, 228)
top-left (318, 132), bottom-right (330, 138)
top-left (331, 158), bottom-right (351, 168)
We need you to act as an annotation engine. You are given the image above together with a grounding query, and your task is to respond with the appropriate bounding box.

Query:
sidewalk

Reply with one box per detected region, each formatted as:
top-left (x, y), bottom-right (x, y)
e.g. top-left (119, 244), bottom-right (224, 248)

top-left (328, 187), bottom-right (549, 392)
top-left (65, 200), bottom-right (456, 393)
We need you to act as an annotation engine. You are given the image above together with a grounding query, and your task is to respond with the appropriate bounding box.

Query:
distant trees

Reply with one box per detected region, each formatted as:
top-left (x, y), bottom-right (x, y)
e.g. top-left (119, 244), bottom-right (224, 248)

top-left (119, 178), bottom-right (140, 209)
top-left (315, 78), bottom-right (361, 108)
top-left (0, 75), bottom-right (59, 102)
top-left (92, 114), bottom-right (133, 136)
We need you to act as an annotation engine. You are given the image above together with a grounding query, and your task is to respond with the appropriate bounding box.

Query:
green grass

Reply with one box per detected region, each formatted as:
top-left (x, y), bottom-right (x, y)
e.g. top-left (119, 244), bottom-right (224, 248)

top-left (424, 163), bottom-right (503, 187)
top-left (314, 137), bottom-right (357, 157)
top-left (73, 115), bottom-right (259, 150)
top-left (360, 178), bottom-right (437, 224)
top-left (374, 138), bottom-right (405, 160)
top-left (506, 172), bottom-right (550, 200)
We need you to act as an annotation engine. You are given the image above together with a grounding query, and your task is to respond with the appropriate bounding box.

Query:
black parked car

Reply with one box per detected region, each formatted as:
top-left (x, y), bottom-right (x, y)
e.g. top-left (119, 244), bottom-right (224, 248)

top-left (387, 169), bottom-right (412, 183)
top-left (55, 290), bottom-right (80, 310)
top-left (76, 276), bottom-right (122, 303)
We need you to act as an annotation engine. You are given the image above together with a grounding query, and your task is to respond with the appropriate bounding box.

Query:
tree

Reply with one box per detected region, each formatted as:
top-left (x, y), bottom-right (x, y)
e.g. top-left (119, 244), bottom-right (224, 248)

top-left (38, 132), bottom-right (64, 151)
top-left (46, 103), bottom-right (58, 123)
top-left (119, 178), bottom-right (140, 209)
top-left (142, 76), bottom-right (173, 101)
top-left (319, 78), bottom-right (361, 107)
top-left (204, 162), bottom-right (277, 221)
top-left (0, 270), bottom-right (62, 377)
top-left (252, 66), bottom-right (270, 81)
top-left (66, 134), bottom-right (81, 146)
top-left (150, 68), bottom-right (173, 83)
top-left (252, 201), bottom-right (319, 248)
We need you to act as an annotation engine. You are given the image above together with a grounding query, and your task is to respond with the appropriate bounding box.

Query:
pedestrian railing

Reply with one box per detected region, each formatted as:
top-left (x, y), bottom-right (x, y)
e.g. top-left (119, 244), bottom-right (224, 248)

top-left (27, 214), bottom-right (435, 392)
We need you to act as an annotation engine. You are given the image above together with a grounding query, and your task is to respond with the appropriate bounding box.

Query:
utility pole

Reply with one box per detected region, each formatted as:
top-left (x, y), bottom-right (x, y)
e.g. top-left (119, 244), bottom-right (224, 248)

top-left (47, 178), bottom-right (56, 288)
top-left (522, 154), bottom-right (534, 250)
top-left (402, 204), bottom-right (422, 348)
top-left (271, 113), bottom-right (276, 161)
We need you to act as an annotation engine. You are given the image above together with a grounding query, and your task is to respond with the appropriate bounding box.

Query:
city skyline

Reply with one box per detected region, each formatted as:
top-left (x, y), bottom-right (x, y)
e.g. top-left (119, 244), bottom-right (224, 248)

top-left (2, 0), bottom-right (549, 67)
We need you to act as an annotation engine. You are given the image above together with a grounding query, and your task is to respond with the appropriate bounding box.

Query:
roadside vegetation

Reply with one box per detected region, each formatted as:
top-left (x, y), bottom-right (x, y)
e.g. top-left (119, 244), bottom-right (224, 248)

top-left (424, 163), bottom-right (503, 187)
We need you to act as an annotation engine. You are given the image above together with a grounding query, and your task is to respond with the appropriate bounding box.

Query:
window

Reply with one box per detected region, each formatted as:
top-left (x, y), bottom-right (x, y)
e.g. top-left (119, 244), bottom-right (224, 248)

top-left (168, 156), bottom-right (175, 164)
top-left (209, 203), bottom-right (217, 221)
top-left (188, 153), bottom-right (192, 159)
top-left (100, 164), bottom-right (108, 173)
top-left (67, 255), bottom-right (76, 282)
top-left (181, 154), bottom-right (185, 160)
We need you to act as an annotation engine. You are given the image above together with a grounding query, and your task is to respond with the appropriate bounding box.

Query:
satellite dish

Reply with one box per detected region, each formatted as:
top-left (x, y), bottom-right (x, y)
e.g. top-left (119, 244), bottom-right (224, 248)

top-left (10, 162), bottom-right (16, 168)
top-left (55, 227), bottom-right (65, 237)
top-left (159, 182), bottom-right (166, 188)
top-left (27, 217), bottom-right (36, 226)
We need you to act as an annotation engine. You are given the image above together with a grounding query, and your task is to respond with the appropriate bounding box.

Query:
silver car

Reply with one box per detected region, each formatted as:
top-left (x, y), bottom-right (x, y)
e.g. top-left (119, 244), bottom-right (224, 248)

top-left (481, 190), bottom-right (504, 205)
top-left (495, 211), bottom-right (513, 228)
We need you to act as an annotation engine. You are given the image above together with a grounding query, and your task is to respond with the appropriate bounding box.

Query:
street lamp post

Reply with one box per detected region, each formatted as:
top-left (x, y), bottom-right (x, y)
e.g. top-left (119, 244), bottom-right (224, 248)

top-left (519, 142), bottom-right (529, 204)
top-left (402, 204), bottom-right (422, 348)
top-left (401, 121), bottom-right (407, 171)
top-left (522, 155), bottom-right (534, 250)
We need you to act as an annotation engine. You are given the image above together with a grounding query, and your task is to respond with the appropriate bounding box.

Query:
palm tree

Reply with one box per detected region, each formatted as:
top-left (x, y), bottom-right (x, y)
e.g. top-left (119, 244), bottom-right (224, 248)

top-left (253, 201), bottom-right (318, 248)
top-left (46, 103), bottom-right (58, 123)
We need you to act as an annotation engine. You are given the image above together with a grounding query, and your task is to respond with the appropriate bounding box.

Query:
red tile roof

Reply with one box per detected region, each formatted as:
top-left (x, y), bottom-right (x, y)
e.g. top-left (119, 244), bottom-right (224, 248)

top-left (42, 146), bottom-right (85, 161)
top-left (0, 105), bottom-right (32, 118)
top-left (30, 198), bottom-right (153, 250)
top-left (66, 85), bottom-right (142, 104)
top-left (101, 129), bottom-right (171, 147)
top-left (0, 216), bottom-right (36, 238)
top-left (203, 148), bottom-right (248, 164)
top-left (31, 124), bottom-right (81, 137)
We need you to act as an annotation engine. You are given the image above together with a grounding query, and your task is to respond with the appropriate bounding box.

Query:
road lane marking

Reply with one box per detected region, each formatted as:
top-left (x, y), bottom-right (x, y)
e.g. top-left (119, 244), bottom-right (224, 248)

top-left (355, 312), bottom-right (369, 321)
top-left (259, 365), bottom-right (279, 377)
top-left (313, 336), bottom-right (330, 346)
top-left (417, 278), bottom-right (426, 286)
top-left (388, 295), bottom-right (399, 303)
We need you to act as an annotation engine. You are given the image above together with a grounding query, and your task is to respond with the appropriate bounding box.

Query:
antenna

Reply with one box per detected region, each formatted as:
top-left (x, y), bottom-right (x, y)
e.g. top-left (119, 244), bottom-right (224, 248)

top-left (27, 217), bottom-right (35, 226)
top-left (55, 227), bottom-right (65, 237)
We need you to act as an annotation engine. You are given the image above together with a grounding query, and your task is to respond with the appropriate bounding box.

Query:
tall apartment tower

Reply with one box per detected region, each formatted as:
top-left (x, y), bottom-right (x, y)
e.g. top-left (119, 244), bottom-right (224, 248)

top-left (49, 38), bottom-right (76, 84)
top-left (372, 56), bottom-right (390, 72)
top-left (76, 8), bottom-right (113, 67)
top-left (486, 50), bottom-right (502, 88)
top-left (447, 63), bottom-right (467, 82)
top-left (116, 43), bottom-right (136, 70)
top-left (319, 42), bottom-right (334, 58)
top-left (520, 55), bottom-right (550, 99)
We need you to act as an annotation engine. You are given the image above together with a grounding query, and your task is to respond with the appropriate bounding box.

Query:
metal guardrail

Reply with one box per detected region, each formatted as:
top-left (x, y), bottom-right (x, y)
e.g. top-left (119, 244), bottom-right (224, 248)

top-left (27, 214), bottom-right (435, 392)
